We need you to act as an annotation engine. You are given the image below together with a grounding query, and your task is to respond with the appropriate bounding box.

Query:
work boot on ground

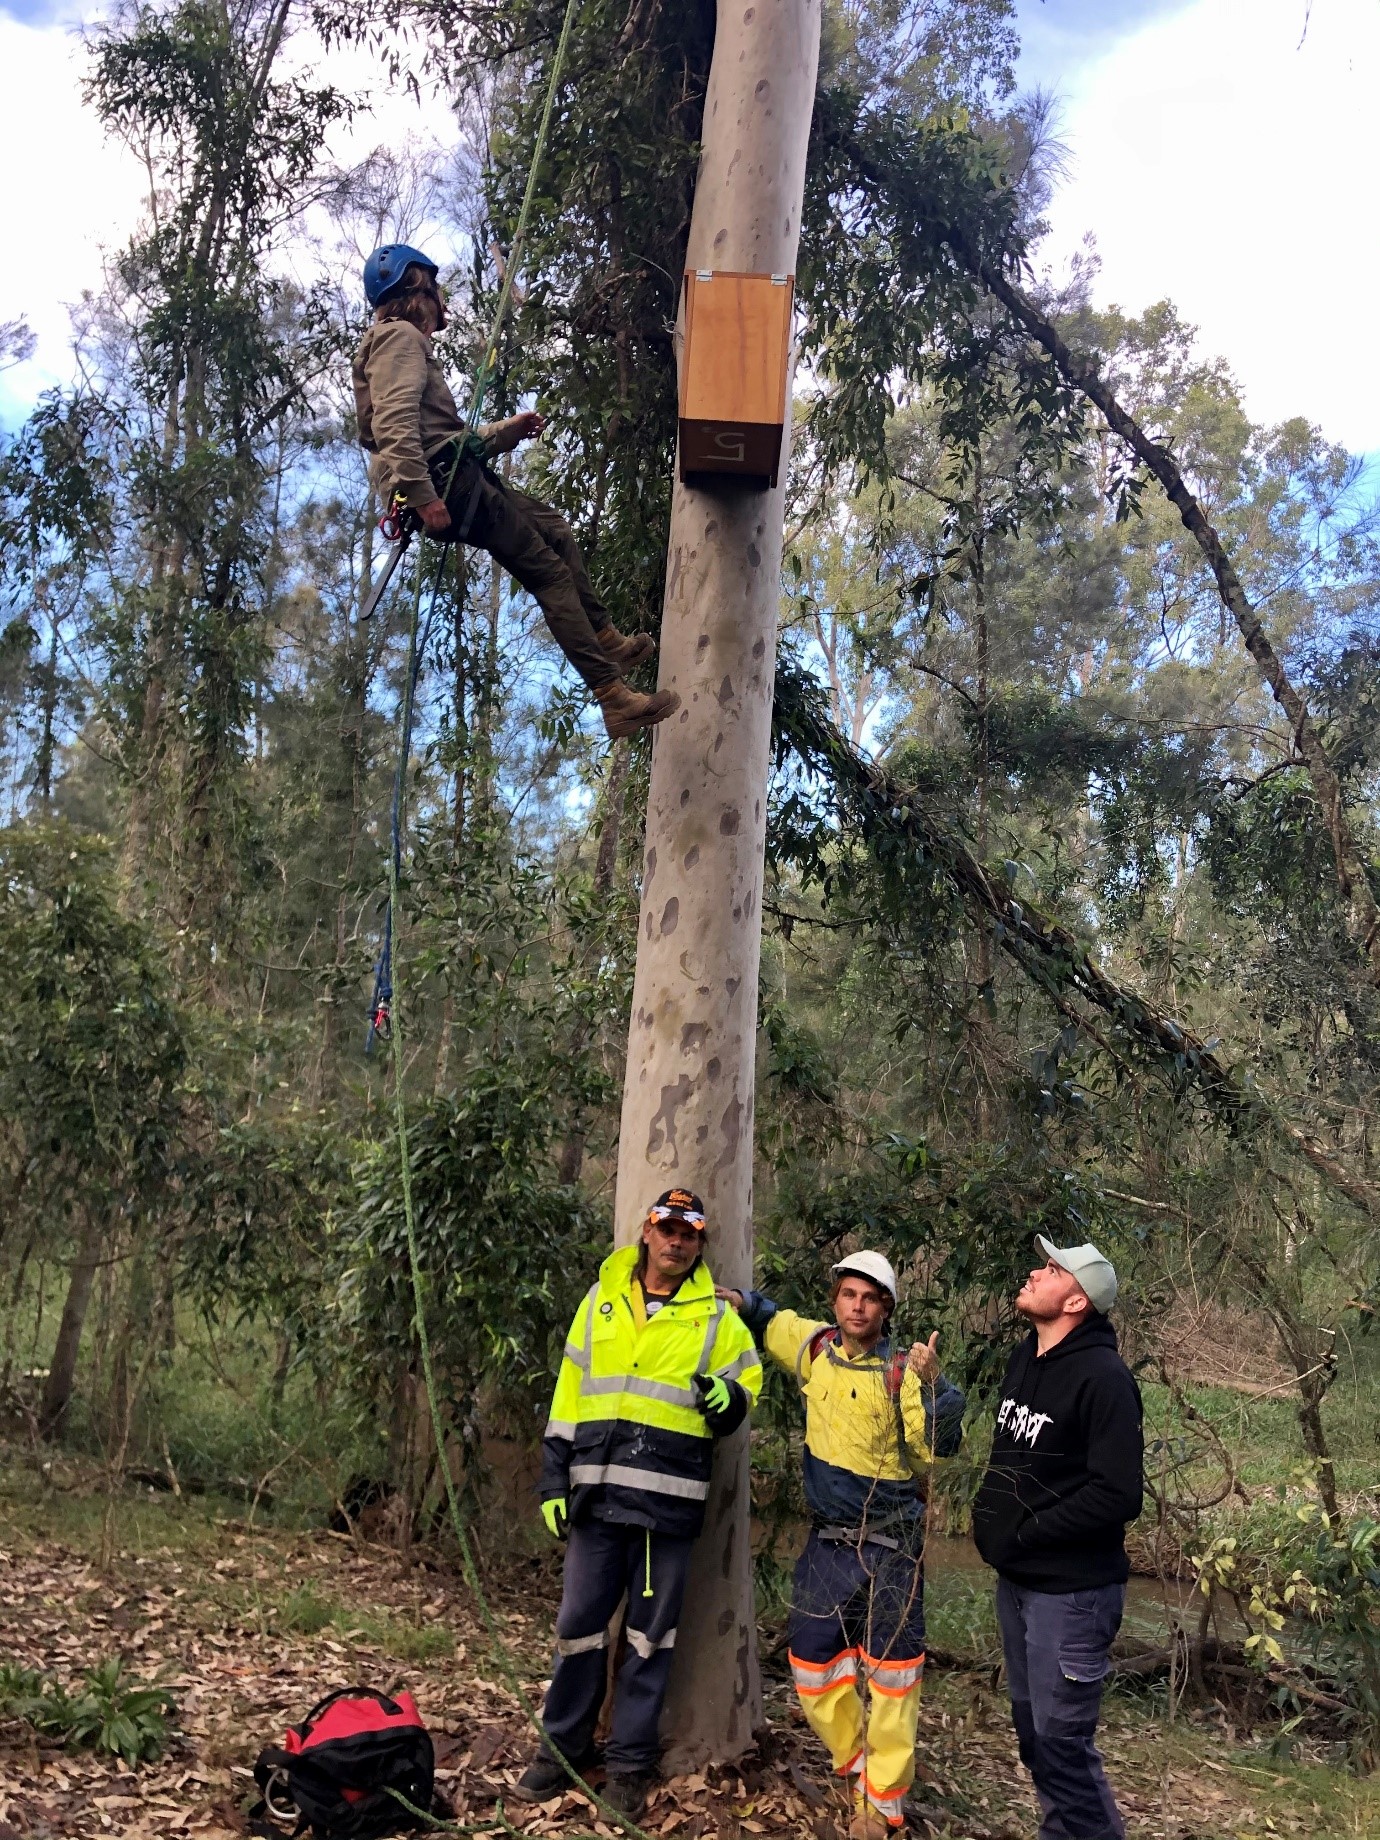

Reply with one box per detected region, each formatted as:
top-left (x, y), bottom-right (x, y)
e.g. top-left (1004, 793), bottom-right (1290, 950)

top-left (847, 1799), bottom-right (893, 1840)
top-left (602, 1771), bottom-right (654, 1820)
top-left (598, 624), bottom-right (656, 670)
top-left (595, 679), bottom-right (680, 740)
top-left (512, 1751), bottom-right (584, 1802)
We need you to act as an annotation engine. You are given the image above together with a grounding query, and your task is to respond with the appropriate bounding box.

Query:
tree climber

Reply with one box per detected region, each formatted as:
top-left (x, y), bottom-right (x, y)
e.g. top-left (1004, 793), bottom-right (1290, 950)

top-left (353, 244), bottom-right (680, 740)
top-left (720, 1254), bottom-right (965, 1840)
top-left (515, 1189), bottom-right (761, 1820)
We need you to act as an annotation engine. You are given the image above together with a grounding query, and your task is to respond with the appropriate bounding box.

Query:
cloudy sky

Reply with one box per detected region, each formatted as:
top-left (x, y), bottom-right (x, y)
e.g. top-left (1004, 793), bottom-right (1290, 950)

top-left (1, 0), bottom-right (1376, 458)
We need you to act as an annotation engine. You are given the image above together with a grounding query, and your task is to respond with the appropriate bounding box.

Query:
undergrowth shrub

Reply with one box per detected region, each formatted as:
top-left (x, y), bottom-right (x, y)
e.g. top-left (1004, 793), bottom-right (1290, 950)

top-left (0, 1658), bottom-right (174, 1764)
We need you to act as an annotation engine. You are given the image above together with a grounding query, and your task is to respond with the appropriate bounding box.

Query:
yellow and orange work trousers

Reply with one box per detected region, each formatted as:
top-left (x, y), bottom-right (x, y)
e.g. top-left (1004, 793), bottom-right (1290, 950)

top-left (787, 1529), bottom-right (926, 1827)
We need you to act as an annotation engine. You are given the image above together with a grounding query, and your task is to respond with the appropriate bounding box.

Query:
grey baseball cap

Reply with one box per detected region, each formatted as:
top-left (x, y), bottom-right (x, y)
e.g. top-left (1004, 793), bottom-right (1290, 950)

top-left (1035, 1235), bottom-right (1118, 1313)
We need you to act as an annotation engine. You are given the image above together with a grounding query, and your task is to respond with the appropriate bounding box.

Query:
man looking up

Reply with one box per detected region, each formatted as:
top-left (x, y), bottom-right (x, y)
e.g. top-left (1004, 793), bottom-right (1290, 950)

top-left (721, 1254), bottom-right (965, 1839)
top-left (972, 1237), bottom-right (1143, 1840)
top-left (515, 1190), bottom-right (760, 1821)
top-left (352, 243), bottom-right (679, 740)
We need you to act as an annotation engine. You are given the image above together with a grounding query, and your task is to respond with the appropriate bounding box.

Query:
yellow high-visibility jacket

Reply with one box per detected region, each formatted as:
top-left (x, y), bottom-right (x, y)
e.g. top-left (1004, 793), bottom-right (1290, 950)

top-left (540, 1245), bottom-right (762, 1536)
top-left (741, 1297), bottom-right (965, 1535)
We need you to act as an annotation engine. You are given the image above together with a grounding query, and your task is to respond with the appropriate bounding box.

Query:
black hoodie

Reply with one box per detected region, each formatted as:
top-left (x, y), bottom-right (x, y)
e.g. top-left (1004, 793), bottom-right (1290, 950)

top-left (971, 1314), bottom-right (1143, 1593)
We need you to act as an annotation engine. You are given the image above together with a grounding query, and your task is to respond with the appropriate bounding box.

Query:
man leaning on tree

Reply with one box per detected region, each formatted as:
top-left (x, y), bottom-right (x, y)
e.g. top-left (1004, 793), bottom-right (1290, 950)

top-left (514, 1189), bottom-right (760, 1822)
top-left (972, 1236), bottom-right (1144, 1840)
top-left (721, 1251), bottom-right (965, 1838)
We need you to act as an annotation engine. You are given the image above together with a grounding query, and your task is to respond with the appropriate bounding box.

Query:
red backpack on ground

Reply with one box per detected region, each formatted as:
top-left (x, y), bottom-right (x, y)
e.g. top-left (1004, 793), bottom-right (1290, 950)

top-left (252, 1686), bottom-right (435, 1838)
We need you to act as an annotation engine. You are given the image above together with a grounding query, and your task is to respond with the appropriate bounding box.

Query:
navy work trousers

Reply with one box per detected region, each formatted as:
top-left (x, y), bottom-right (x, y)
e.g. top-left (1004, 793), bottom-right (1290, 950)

top-left (787, 1528), bottom-right (927, 1674)
top-left (540, 1518), bottom-right (694, 1776)
top-left (996, 1577), bottom-right (1126, 1840)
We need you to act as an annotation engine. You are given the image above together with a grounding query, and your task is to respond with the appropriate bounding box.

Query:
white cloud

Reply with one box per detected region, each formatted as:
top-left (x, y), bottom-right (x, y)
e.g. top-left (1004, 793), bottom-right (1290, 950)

top-left (1036, 0), bottom-right (1380, 452)
top-left (0, 11), bottom-right (458, 427)
top-left (0, 15), bottom-right (144, 419)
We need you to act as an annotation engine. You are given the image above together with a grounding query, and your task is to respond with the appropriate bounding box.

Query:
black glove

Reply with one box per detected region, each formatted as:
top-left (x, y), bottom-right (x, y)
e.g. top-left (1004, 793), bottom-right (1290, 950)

top-left (692, 1372), bottom-right (749, 1437)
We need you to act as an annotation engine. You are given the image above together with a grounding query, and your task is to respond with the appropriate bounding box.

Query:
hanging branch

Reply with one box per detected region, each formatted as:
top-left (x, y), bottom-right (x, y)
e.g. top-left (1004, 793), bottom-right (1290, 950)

top-left (771, 658), bottom-right (1380, 1220)
top-left (967, 257), bottom-right (1380, 987)
top-left (812, 97), bottom-right (1380, 988)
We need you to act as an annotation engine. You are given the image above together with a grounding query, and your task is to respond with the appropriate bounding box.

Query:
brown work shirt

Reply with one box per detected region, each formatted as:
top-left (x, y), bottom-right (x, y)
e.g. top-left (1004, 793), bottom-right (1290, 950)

top-left (352, 319), bottom-right (522, 509)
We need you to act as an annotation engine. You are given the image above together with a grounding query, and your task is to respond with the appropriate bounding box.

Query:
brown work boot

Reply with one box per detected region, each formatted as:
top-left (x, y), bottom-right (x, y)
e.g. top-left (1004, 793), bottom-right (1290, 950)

top-left (595, 679), bottom-right (681, 740)
top-left (847, 1798), bottom-right (893, 1840)
top-left (597, 624), bottom-right (656, 670)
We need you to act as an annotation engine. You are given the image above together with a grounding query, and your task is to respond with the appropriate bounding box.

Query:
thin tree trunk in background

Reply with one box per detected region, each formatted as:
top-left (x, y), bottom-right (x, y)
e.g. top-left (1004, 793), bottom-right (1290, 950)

top-left (34, 609), bottom-right (59, 812)
top-left (613, 0), bottom-right (821, 1765)
top-left (969, 471), bottom-right (994, 1133)
top-left (39, 1214), bottom-right (103, 1438)
top-left (557, 740), bottom-right (633, 1185)
top-left (974, 261), bottom-right (1380, 984)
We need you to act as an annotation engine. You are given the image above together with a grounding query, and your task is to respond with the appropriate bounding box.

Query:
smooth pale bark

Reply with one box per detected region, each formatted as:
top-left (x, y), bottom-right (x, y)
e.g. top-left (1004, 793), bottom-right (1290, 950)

top-left (611, 0), bottom-right (821, 1767)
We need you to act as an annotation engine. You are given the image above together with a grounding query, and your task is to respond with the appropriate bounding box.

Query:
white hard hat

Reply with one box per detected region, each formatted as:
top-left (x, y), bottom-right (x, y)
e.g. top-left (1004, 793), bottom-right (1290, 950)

top-left (830, 1250), bottom-right (898, 1303)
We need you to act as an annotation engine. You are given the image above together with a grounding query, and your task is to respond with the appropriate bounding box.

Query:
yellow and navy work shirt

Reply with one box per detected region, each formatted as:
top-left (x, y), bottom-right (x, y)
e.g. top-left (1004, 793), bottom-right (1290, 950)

top-left (739, 1292), bottom-right (965, 1535)
top-left (540, 1245), bottom-right (762, 1537)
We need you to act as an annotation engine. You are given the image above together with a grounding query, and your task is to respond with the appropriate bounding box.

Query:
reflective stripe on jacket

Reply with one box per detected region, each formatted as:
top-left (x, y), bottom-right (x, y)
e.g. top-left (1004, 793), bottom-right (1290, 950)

top-left (743, 1298), bottom-right (965, 1533)
top-left (540, 1245), bottom-right (762, 1538)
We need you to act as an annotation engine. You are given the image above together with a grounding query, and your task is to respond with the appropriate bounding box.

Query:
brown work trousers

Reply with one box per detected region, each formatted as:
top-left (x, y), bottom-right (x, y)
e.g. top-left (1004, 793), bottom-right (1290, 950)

top-left (430, 448), bottom-right (618, 691)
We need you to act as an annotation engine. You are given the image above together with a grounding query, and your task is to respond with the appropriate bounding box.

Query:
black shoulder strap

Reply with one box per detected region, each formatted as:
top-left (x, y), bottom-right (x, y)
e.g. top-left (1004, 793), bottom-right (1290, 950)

top-left (300, 1684), bottom-right (403, 1729)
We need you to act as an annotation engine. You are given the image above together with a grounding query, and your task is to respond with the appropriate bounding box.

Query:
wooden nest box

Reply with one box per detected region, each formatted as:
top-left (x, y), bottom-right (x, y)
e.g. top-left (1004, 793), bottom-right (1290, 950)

top-left (678, 269), bottom-right (795, 488)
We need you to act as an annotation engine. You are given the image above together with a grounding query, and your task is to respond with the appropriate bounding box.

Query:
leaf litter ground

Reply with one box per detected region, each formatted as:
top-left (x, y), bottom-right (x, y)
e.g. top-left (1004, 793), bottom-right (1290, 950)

top-left (0, 1474), bottom-right (1374, 1840)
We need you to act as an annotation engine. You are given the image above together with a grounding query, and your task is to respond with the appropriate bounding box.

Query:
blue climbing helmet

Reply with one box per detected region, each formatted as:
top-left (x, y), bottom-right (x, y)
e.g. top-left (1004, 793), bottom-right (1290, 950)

top-left (363, 243), bottom-right (438, 309)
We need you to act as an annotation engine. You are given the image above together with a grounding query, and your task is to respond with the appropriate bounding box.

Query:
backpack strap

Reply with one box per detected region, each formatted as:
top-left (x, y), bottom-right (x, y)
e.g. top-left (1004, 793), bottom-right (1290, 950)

top-left (799, 1326), bottom-right (913, 1469)
top-left (797, 1323), bottom-right (838, 1389)
top-left (300, 1684), bottom-right (404, 1728)
top-left (884, 1347), bottom-right (909, 1466)
top-left (250, 1745), bottom-right (306, 1834)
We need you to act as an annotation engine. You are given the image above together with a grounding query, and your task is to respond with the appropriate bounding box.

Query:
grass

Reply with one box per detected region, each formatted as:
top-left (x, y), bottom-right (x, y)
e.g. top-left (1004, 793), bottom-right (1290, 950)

top-left (275, 1582), bottom-right (454, 1661)
top-left (0, 1447), bottom-right (254, 1556)
top-left (924, 1566), bottom-right (1002, 1666)
top-left (8, 1298), bottom-right (385, 1529)
top-left (1226, 1752), bottom-right (1380, 1837)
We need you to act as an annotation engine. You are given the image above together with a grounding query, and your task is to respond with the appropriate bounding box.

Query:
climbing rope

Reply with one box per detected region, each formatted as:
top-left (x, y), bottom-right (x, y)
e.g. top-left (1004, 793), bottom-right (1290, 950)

top-left (363, 8), bottom-right (665, 1837)
top-left (365, 0), bottom-right (586, 1052)
top-left (380, 664), bottom-right (660, 1840)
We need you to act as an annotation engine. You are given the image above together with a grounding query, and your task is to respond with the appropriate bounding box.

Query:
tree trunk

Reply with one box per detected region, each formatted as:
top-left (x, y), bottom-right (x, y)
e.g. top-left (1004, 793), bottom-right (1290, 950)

top-left (34, 607), bottom-right (59, 813)
top-left (39, 1214), bottom-right (103, 1439)
top-left (612, 0), bottom-right (821, 1767)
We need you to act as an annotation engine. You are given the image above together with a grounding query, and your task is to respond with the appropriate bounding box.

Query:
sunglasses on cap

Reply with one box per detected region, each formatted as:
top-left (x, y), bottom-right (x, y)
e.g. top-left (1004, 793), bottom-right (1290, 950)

top-left (645, 1203), bottom-right (705, 1233)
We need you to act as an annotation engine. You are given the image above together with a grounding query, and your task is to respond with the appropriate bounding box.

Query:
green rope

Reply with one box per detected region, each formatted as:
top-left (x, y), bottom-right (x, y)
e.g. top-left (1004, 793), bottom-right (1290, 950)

top-left (383, 648), bottom-right (660, 1840)
top-left (377, 9), bottom-right (663, 1836)
top-left (459, 0), bottom-right (584, 440)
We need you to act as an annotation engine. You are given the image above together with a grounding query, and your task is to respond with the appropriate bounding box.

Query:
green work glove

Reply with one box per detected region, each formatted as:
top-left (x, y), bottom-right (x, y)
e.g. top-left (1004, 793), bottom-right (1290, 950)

top-left (693, 1371), bottom-right (749, 1436)
top-left (541, 1497), bottom-right (569, 1540)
